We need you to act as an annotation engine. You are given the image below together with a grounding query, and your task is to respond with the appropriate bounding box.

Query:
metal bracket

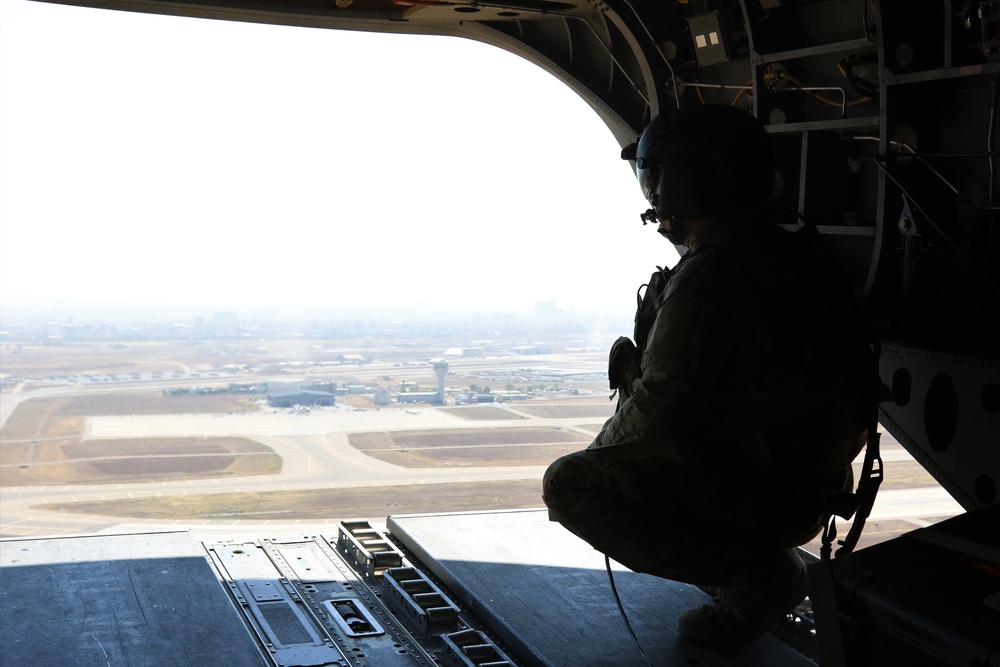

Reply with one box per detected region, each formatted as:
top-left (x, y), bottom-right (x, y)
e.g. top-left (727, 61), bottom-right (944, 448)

top-left (383, 566), bottom-right (461, 636)
top-left (337, 520), bottom-right (404, 578)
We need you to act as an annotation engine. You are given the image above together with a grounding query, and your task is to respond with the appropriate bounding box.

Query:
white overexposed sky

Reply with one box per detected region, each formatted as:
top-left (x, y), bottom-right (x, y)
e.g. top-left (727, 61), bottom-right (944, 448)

top-left (0, 0), bottom-right (672, 316)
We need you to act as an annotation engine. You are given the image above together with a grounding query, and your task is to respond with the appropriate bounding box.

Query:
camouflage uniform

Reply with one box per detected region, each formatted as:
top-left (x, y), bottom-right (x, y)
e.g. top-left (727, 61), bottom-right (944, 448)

top-left (543, 219), bottom-right (871, 586)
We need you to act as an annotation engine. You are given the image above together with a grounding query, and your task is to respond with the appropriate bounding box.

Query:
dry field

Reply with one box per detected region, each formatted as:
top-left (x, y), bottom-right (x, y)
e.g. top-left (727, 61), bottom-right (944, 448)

top-left (34, 479), bottom-right (546, 520)
top-left (802, 518), bottom-right (919, 554)
top-left (853, 445), bottom-right (939, 490)
top-left (1, 436), bottom-right (280, 486)
top-left (440, 406), bottom-right (527, 420)
top-left (0, 392), bottom-right (279, 486)
top-left (1, 338), bottom-right (378, 380)
top-left (3, 392), bottom-right (259, 437)
top-left (513, 404), bottom-right (616, 419)
top-left (347, 427), bottom-right (589, 467)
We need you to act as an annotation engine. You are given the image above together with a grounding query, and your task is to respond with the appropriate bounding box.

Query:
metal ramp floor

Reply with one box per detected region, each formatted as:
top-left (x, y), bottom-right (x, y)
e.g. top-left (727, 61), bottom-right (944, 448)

top-left (0, 510), bottom-right (816, 667)
top-left (387, 508), bottom-right (814, 667)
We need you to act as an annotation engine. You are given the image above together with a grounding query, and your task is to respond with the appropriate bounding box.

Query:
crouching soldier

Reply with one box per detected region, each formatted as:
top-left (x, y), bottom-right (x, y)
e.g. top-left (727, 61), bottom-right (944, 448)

top-left (543, 105), bottom-right (879, 648)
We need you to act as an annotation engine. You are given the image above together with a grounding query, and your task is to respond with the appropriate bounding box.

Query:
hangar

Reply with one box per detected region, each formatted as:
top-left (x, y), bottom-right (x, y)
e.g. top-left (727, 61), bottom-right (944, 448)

top-left (266, 389), bottom-right (337, 408)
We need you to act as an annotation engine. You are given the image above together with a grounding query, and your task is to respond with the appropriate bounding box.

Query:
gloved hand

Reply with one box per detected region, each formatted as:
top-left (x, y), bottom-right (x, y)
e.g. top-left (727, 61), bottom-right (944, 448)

top-left (608, 336), bottom-right (641, 411)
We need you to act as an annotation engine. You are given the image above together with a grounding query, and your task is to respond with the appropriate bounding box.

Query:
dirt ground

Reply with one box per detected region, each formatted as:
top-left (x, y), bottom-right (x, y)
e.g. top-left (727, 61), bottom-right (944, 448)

top-left (1, 339), bottom-right (377, 378)
top-left (440, 406), bottom-right (527, 420)
top-left (34, 479), bottom-right (546, 520)
top-left (853, 447), bottom-right (939, 490)
top-left (0, 436), bottom-right (281, 486)
top-left (3, 392), bottom-right (259, 438)
top-left (1, 393), bottom-right (277, 486)
top-left (347, 427), bottom-right (589, 467)
top-left (802, 518), bottom-right (918, 554)
top-left (512, 404), bottom-right (615, 419)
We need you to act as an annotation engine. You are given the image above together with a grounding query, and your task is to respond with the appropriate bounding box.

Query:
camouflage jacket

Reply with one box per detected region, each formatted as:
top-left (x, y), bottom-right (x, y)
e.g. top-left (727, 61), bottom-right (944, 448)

top-left (590, 220), bottom-right (875, 519)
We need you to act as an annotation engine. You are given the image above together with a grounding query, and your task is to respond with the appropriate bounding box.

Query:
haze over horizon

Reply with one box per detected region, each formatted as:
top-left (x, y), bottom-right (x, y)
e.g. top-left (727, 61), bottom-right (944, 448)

top-left (0, 0), bottom-right (671, 317)
top-left (0, 296), bottom-right (636, 328)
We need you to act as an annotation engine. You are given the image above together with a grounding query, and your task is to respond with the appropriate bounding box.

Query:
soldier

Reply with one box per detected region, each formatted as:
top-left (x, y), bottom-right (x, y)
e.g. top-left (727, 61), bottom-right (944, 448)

top-left (542, 105), bottom-right (876, 648)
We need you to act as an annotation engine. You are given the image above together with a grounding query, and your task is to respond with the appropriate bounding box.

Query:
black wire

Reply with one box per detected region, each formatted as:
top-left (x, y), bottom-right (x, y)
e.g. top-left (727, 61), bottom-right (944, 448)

top-left (889, 152), bottom-right (1000, 212)
top-left (912, 151), bottom-right (1000, 158)
top-left (875, 158), bottom-right (1000, 296)
top-left (861, 0), bottom-right (876, 41)
top-left (988, 74), bottom-right (999, 207)
top-left (606, 554), bottom-right (655, 667)
top-left (840, 56), bottom-right (879, 99)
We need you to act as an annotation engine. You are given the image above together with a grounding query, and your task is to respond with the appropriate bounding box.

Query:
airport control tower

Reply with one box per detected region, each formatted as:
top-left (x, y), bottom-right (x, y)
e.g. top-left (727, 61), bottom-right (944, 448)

top-left (432, 359), bottom-right (449, 404)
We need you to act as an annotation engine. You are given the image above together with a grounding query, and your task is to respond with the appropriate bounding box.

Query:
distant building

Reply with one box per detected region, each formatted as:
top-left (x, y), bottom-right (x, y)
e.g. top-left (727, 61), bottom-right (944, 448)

top-left (267, 390), bottom-right (336, 408)
top-left (338, 354), bottom-right (370, 365)
top-left (512, 345), bottom-right (553, 355)
top-left (442, 347), bottom-right (484, 358)
top-left (494, 391), bottom-right (529, 401)
top-left (432, 359), bottom-right (449, 404)
top-left (266, 380), bottom-right (307, 393)
top-left (396, 392), bottom-right (440, 404)
top-left (229, 382), bottom-right (265, 393)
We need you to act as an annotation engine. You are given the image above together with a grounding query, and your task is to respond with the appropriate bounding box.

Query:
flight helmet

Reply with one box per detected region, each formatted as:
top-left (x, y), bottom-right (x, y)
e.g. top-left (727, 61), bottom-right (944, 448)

top-left (633, 104), bottom-right (775, 223)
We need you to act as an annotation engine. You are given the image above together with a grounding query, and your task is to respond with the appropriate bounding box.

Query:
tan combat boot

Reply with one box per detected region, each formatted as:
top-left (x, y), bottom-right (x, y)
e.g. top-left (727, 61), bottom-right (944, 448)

top-left (677, 548), bottom-right (808, 648)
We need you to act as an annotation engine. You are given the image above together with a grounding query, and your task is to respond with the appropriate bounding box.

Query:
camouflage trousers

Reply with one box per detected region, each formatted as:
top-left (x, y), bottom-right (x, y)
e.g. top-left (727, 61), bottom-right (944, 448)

top-left (542, 446), bottom-right (785, 587)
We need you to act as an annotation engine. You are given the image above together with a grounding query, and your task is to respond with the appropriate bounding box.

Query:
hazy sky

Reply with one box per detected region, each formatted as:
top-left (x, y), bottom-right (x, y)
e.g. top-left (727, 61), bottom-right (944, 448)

top-left (0, 0), bottom-right (672, 316)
